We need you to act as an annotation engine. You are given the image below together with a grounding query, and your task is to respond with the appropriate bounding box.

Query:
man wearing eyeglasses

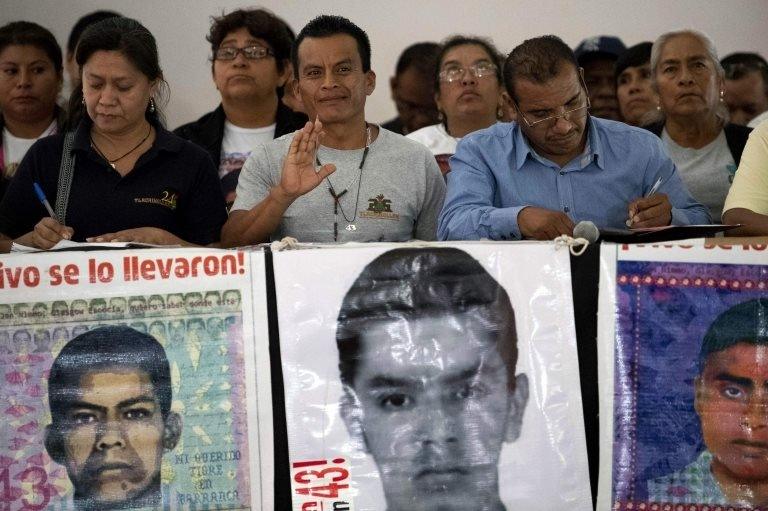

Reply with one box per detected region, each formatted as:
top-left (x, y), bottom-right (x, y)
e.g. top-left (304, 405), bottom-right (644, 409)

top-left (175, 8), bottom-right (307, 207)
top-left (438, 35), bottom-right (710, 241)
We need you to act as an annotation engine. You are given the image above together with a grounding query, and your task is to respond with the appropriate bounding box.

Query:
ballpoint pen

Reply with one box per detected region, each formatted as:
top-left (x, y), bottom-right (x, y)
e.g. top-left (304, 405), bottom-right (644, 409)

top-left (626, 176), bottom-right (664, 227)
top-left (646, 176), bottom-right (663, 198)
top-left (33, 182), bottom-right (59, 223)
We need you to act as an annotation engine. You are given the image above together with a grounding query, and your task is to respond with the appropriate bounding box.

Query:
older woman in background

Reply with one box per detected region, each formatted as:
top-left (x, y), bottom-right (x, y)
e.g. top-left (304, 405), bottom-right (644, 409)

top-left (614, 42), bottom-right (657, 126)
top-left (0, 17), bottom-right (226, 251)
top-left (0, 21), bottom-right (65, 199)
top-left (645, 30), bottom-right (751, 221)
top-left (407, 35), bottom-right (504, 175)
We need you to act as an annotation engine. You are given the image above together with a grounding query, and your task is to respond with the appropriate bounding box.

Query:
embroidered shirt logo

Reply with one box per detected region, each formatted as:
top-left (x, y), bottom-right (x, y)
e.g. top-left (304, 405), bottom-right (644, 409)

top-left (360, 194), bottom-right (399, 220)
top-left (134, 190), bottom-right (178, 210)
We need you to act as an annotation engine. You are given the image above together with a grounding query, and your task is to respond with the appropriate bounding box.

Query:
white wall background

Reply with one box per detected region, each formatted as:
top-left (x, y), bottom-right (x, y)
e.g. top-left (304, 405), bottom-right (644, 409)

top-left (3, 0), bottom-right (767, 129)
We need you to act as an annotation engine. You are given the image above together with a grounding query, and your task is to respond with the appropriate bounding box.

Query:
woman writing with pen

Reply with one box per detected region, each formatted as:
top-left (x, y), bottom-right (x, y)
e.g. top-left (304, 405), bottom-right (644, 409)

top-left (0, 17), bottom-right (226, 252)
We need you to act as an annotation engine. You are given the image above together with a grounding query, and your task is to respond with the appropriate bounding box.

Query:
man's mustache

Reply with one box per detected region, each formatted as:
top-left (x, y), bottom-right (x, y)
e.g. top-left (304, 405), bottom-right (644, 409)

top-left (81, 455), bottom-right (145, 483)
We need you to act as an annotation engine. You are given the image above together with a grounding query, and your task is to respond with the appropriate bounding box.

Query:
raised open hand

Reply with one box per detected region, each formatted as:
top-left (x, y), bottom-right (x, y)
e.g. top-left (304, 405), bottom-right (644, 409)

top-left (275, 118), bottom-right (337, 204)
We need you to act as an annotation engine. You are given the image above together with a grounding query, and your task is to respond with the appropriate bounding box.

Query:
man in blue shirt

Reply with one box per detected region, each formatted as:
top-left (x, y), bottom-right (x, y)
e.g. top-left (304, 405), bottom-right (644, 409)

top-left (438, 35), bottom-right (710, 241)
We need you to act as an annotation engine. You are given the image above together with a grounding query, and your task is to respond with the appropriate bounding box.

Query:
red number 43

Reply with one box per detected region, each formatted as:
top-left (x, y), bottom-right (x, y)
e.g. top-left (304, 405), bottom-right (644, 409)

top-left (295, 482), bottom-right (349, 499)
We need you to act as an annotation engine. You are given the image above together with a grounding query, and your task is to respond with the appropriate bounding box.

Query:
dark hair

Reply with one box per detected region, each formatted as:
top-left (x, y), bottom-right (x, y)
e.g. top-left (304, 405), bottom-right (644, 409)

top-left (47, 326), bottom-right (173, 423)
top-left (0, 21), bottom-right (63, 74)
top-left (292, 15), bottom-right (371, 78)
top-left (614, 41), bottom-right (653, 86)
top-left (395, 41), bottom-right (440, 78)
top-left (435, 35), bottom-right (502, 91)
top-left (699, 298), bottom-right (768, 371)
top-left (504, 35), bottom-right (578, 102)
top-left (66, 10), bottom-right (122, 54)
top-left (721, 52), bottom-right (768, 98)
top-left (66, 17), bottom-right (167, 130)
top-left (336, 247), bottom-right (519, 392)
top-left (208, 8), bottom-right (295, 73)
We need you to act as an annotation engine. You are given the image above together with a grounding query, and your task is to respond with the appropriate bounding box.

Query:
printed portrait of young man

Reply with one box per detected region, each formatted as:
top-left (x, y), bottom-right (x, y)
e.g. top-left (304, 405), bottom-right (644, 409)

top-left (335, 247), bottom-right (528, 511)
top-left (45, 325), bottom-right (182, 510)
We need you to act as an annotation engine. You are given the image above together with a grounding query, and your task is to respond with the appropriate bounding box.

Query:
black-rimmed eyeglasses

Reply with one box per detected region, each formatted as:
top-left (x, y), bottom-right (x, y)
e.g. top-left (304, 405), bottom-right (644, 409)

top-left (214, 45), bottom-right (274, 61)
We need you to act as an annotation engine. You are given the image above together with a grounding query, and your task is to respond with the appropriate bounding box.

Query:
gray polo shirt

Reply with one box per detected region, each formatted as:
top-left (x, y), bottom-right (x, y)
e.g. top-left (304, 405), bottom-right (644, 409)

top-left (232, 127), bottom-right (445, 242)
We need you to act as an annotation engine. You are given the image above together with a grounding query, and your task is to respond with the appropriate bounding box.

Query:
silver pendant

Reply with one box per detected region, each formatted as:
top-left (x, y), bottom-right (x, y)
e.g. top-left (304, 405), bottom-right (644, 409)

top-left (346, 224), bottom-right (357, 231)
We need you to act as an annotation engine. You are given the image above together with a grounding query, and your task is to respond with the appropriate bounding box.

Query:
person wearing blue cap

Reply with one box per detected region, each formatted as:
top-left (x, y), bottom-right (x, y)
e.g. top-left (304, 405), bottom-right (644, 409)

top-left (574, 35), bottom-right (626, 121)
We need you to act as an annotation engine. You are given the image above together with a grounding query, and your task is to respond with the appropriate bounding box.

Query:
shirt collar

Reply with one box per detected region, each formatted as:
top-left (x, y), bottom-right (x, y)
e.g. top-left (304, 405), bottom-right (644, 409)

top-left (512, 122), bottom-right (532, 170)
top-left (585, 117), bottom-right (605, 170)
top-left (511, 116), bottom-right (604, 171)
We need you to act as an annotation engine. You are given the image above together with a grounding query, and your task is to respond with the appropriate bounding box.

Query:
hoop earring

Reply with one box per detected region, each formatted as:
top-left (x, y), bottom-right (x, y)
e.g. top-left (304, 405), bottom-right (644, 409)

top-left (149, 97), bottom-right (156, 113)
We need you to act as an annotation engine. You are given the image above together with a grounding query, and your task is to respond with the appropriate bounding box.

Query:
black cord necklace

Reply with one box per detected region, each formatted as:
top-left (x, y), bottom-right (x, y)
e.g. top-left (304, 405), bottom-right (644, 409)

top-left (90, 124), bottom-right (152, 170)
top-left (316, 124), bottom-right (372, 241)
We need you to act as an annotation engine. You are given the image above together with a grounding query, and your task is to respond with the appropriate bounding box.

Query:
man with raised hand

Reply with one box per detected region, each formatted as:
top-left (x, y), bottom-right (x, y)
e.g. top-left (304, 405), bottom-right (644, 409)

top-left (222, 15), bottom-right (444, 245)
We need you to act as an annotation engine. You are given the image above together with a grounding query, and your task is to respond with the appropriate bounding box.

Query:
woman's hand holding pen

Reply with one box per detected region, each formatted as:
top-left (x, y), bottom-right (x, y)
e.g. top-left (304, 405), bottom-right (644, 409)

top-left (18, 217), bottom-right (74, 249)
top-left (25, 181), bottom-right (73, 248)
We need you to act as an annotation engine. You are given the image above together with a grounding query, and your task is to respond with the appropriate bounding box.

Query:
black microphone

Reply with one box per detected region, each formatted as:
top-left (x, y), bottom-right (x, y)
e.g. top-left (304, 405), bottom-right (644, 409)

top-left (573, 220), bottom-right (600, 243)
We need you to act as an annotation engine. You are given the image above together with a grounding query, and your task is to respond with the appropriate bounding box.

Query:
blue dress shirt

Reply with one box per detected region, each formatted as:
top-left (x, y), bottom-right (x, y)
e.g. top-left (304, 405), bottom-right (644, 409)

top-left (437, 118), bottom-right (711, 240)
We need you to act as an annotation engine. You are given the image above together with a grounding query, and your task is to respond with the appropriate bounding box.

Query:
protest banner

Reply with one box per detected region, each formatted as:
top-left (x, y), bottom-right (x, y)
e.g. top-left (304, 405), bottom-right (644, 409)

top-left (0, 248), bottom-right (272, 510)
top-left (273, 242), bottom-right (592, 510)
top-left (598, 241), bottom-right (768, 510)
